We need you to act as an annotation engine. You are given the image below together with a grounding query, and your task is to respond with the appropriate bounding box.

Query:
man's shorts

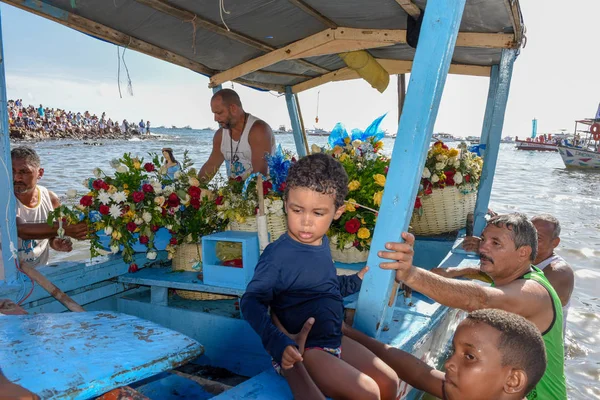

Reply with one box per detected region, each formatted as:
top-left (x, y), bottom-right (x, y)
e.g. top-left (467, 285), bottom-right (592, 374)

top-left (272, 346), bottom-right (342, 376)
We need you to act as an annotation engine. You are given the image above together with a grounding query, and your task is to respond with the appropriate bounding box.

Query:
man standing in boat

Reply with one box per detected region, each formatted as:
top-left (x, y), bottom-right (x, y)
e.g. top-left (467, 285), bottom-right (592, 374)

top-left (198, 89), bottom-right (276, 181)
top-left (380, 214), bottom-right (567, 399)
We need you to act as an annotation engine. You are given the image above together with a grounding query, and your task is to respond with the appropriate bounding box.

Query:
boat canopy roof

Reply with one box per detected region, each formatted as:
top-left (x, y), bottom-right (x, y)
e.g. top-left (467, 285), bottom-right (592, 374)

top-left (5, 0), bottom-right (524, 93)
top-left (576, 119), bottom-right (600, 126)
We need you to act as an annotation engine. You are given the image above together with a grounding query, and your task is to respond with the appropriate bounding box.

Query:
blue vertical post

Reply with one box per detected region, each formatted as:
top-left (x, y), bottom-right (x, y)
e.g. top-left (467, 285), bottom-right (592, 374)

top-left (478, 65), bottom-right (499, 150)
top-left (354, 0), bottom-right (467, 337)
top-left (284, 86), bottom-right (307, 157)
top-left (473, 49), bottom-right (517, 236)
top-left (212, 85), bottom-right (223, 95)
top-left (0, 7), bottom-right (18, 282)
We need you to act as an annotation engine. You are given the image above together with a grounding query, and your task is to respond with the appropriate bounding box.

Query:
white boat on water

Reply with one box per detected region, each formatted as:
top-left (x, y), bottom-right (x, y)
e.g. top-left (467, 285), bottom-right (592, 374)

top-left (431, 132), bottom-right (457, 143)
top-left (558, 117), bottom-right (600, 169)
top-left (465, 135), bottom-right (480, 144)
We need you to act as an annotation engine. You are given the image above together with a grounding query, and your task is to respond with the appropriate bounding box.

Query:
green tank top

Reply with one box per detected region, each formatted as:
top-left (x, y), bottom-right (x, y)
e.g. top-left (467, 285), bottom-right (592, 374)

top-left (523, 266), bottom-right (567, 400)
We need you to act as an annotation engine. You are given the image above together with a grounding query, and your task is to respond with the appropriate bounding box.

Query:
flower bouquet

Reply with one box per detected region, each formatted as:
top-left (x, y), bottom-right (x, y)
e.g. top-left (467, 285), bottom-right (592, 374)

top-left (318, 114), bottom-right (389, 262)
top-left (410, 141), bottom-right (483, 235)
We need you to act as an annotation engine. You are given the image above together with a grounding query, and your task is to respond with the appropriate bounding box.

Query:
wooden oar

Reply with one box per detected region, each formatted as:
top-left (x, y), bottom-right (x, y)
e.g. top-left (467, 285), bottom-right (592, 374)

top-left (20, 264), bottom-right (85, 312)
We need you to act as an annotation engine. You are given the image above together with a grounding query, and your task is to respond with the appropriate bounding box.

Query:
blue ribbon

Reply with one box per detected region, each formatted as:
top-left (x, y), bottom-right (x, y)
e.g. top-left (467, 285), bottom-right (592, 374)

top-left (242, 172), bottom-right (268, 198)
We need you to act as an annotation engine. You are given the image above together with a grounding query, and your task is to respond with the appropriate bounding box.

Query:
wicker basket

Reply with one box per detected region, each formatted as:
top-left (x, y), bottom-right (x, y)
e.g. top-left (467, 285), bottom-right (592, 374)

top-left (330, 243), bottom-right (369, 264)
top-left (409, 187), bottom-right (476, 235)
top-left (228, 214), bottom-right (287, 242)
top-left (171, 242), bottom-right (236, 301)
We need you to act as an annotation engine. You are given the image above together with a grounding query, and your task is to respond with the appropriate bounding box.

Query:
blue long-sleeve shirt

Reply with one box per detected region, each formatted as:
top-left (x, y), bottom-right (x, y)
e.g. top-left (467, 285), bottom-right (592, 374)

top-left (240, 233), bottom-right (362, 363)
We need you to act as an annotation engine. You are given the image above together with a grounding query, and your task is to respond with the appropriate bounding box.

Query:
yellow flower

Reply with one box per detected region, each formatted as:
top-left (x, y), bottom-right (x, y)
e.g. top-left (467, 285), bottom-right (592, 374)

top-left (373, 190), bottom-right (383, 206)
top-left (107, 185), bottom-right (117, 194)
top-left (133, 159), bottom-right (141, 170)
top-left (361, 219), bottom-right (366, 225)
top-left (449, 148), bottom-right (459, 157)
top-left (311, 144), bottom-right (322, 154)
top-left (373, 174), bottom-right (386, 187)
top-left (344, 137), bottom-right (351, 145)
top-left (111, 231), bottom-right (122, 240)
top-left (339, 154), bottom-right (349, 162)
top-left (357, 227), bottom-right (370, 239)
top-left (333, 146), bottom-right (344, 156)
top-left (124, 190), bottom-right (130, 196)
top-left (374, 140), bottom-right (384, 150)
top-left (348, 180), bottom-right (361, 191)
top-left (123, 184), bottom-right (129, 189)
top-left (346, 199), bottom-right (356, 212)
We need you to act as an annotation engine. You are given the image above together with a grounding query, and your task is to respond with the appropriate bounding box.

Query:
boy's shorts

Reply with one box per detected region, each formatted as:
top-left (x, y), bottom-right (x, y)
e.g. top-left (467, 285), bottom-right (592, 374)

top-left (272, 346), bottom-right (342, 376)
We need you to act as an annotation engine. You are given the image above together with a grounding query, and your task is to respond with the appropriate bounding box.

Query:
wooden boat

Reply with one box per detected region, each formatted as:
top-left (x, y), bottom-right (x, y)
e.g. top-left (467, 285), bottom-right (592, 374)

top-left (515, 118), bottom-right (558, 151)
top-left (558, 118), bottom-right (600, 169)
top-left (0, 0), bottom-right (525, 398)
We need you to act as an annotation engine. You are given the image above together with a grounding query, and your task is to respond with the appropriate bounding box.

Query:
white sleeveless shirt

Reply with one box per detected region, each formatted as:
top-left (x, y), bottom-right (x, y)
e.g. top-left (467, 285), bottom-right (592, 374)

top-left (219, 114), bottom-right (275, 179)
top-left (536, 253), bottom-right (570, 335)
top-left (17, 185), bottom-right (54, 268)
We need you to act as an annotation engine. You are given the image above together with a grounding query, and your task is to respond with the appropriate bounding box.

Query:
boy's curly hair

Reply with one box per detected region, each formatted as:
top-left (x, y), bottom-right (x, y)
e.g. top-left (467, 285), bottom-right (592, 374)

top-left (284, 153), bottom-right (348, 209)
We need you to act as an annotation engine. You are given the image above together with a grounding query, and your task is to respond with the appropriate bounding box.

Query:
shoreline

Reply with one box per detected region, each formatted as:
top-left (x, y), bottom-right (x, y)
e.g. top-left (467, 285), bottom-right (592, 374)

top-left (9, 127), bottom-right (162, 142)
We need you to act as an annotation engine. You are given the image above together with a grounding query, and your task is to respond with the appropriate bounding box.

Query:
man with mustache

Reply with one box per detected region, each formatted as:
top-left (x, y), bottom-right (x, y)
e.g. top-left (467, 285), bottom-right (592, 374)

top-left (379, 214), bottom-right (567, 399)
top-left (10, 146), bottom-right (87, 268)
top-left (198, 89), bottom-right (276, 181)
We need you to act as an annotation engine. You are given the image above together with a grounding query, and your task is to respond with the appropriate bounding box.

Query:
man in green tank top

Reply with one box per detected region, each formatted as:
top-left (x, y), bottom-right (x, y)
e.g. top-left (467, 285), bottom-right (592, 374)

top-left (378, 213), bottom-right (567, 399)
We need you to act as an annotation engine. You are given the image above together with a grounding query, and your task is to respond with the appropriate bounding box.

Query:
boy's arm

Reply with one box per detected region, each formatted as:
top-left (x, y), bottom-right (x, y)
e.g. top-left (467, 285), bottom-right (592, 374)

top-left (240, 260), bottom-right (296, 363)
top-left (337, 266), bottom-right (369, 297)
top-left (342, 323), bottom-right (444, 398)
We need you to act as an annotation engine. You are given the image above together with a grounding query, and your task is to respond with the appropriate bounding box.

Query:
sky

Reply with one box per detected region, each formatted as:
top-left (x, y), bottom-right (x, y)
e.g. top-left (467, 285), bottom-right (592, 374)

top-left (1, 1), bottom-right (599, 138)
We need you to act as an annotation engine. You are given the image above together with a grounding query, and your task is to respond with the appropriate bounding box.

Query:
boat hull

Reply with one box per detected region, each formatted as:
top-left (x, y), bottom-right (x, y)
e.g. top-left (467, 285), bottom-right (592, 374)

top-left (558, 145), bottom-right (600, 169)
top-left (515, 140), bottom-right (557, 151)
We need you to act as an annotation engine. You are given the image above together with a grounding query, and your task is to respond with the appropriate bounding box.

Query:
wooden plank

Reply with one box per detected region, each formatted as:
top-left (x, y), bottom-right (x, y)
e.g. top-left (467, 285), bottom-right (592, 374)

top-left (395, 0), bottom-right (421, 18)
top-left (170, 370), bottom-right (232, 395)
top-left (504, 0), bottom-right (524, 45)
top-left (455, 32), bottom-right (516, 49)
top-left (286, 0), bottom-right (337, 28)
top-left (354, 0), bottom-right (467, 338)
top-left (117, 267), bottom-right (246, 296)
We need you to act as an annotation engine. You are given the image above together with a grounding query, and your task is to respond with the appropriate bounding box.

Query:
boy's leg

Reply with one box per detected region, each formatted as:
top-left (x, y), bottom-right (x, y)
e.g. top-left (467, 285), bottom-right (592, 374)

top-left (303, 349), bottom-right (380, 400)
top-left (340, 336), bottom-right (399, 400)
top-left (281, 362), bottom-right (326, 400)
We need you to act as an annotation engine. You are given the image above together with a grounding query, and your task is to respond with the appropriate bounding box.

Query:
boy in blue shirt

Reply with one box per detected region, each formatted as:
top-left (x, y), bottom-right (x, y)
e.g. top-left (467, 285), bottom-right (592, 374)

top-left (241, 153), bottom-right (398, 399)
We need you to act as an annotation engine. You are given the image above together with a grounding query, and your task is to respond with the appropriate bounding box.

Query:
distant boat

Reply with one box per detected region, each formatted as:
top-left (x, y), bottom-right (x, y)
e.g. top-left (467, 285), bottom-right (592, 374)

top-left (558, 118), bottom-right (600, 169)
top-left (500, 136), bottom-right (514, 143)
top-left (465, 135), bottom-right (480, 144)
top-left (307, 127), bottom-right (329, 136)
top-left (274, 125), bottom-right (288, 134)
top-left (182, 125), bottom-right (192, 130)
top-left (515, 119), bottom-right (558, 151)
top-left (431, 133), bottom-right (456, 143)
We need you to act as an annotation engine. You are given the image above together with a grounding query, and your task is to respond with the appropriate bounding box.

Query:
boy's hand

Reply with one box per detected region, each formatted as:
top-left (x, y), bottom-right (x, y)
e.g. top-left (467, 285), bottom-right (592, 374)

top-left (378, 232), bottom-right (415, 283)
top-left (357, 266), bottom-right (369, 280)
top-left (272, 314), bottom-right (314, 355)
top-left (281, 345), bottom-right (303, 370)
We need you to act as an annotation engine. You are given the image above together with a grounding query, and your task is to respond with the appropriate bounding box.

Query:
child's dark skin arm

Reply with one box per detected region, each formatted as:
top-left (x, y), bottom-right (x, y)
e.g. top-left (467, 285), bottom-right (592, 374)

top-left (337, 266), bottom-right (369, 297)
top-left (342, 323), bottom-right (445, 398)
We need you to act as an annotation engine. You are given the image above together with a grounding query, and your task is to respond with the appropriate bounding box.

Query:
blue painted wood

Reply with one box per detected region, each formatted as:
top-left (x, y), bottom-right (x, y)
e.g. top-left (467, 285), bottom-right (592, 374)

top-left (20, 0), bottom-right (70, 20)
top-left (0, 7), bottom-right (18, 283)
top-left (354, 0), bottom-right (467, 338)
top-left (478, 65), bottom-right (499, 150)
top-left (202, 231), bottom-right (259, 290)
top-left (0, 251), bottom-right (168, 304)
top-left (0, 311), bottom-right (203, 399)
top-left (473, 50), bottom-right (517, 236)
top-left (213, 369), bottom-right (292, 399)
top-left (212, 85), bottom-right (223, 95)
top-left (118, 296), bottom-right (271, 377)
top-left (284, 86), bottom-right (307, 158)
top-left (118, 267), bottom-right (245, 296)
top-left (151, 285), bottom-right (169, 306)
top-left (133, 372), bottom-right (213, 400)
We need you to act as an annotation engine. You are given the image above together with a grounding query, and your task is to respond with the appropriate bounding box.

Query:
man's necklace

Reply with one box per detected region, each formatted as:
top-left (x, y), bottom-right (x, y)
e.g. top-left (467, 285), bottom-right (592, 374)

top-left (230, 113), bottom-right (249, 166)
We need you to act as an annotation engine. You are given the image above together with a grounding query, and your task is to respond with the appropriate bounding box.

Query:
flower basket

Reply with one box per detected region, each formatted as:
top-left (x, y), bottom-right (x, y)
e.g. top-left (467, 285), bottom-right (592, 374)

top-left (410, 187), bottom-right (476, 235)
top-left (330, 243), bottom-right (369, 263)
top-left (171, 242), bottom-right (236, 301)
top-left (228, 214), bottom-right (287, 242)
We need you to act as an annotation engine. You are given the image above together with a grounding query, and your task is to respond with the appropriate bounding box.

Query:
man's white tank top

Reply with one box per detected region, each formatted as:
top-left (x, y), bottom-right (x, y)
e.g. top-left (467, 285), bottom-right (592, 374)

top-left (536, 253), bottom-right (571, 335)
top-left (17, 185), bottom-right (53, 268)
top-left (219, 114), bottom-right (275, 179)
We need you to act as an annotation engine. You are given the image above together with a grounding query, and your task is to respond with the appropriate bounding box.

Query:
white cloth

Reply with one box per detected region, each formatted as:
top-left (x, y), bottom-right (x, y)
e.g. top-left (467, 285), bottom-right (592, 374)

top-left (536, 253), bottom-right (570, 335)
top-left (219, 114), bottom-right (275, 179)
top-left (16, 185), bottom-right (54, 268)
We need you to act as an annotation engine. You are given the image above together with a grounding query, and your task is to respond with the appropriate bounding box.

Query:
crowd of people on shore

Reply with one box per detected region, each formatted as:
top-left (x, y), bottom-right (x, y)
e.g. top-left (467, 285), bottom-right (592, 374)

top-left (8, 99), bottom-right (151, 140)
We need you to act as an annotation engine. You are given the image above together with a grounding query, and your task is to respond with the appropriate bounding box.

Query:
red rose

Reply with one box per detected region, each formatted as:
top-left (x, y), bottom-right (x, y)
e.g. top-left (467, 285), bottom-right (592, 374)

top-left (128, 263), bottom-right (139, 273)
top-left (235, 176), bottom-right (243, 182)
top-left (262, 181), bottom-right (273, 195)
top-left (142, 184), bottom-right (154, 193)
top-left (139, 235), bottom-right (149, 244)
top-left (345, 218), bottom-right (360, 234)
top-left (99, 205), bottom-right (110, 215)
top-left (190, 197), bottom-right (201, 209)
top-left (167, 192), bottom-right (180, 207)
top-left (278, 182), bottom-right (287, 192)
top-left (353, 240), bottom-right (360, 247)
top-left (415, 197), bottom-right (422, 209)
top-left (444, 171), bottom-right (455, 186)
top-left (126, 221), bottom-right (137, 232)
top-left (465, 174), bottom-right (471, 183)
top-left (215, 195), bottom-right (224, 206)
top-left (143, 163), bottom-right (155, 172)
top-left (170, 237), bottom-right (178, 245)
top-left (80, 195), bottom-right (93, 207)
top-left (151, 225), bottom-right (159, 232)
top-left (424, 187), bottom-right (433, 195)
top-left (132, 191), bottom-right (145, 203)
top-left (188, 186), bottom-right (201, 198)
top-left (92, 179), bottom-right (106, 190)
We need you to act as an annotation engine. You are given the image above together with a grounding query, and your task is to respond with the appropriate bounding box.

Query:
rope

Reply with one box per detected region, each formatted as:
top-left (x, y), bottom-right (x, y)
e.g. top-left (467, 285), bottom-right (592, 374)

top-left (117, 46), bottom-right (123, 98)
top-left (345, 199), bottom-right (379, 215)
top-left (187, 14), bottom-right (198, 55)
top-left (122, 39), bottom-right (134, 96)
top-left (219, 0), bottom-right (231, 31)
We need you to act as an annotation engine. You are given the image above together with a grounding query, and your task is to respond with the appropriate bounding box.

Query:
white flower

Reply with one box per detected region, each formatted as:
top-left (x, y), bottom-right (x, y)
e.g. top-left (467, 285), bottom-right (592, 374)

top-left (174, 171), bottom-right (182, 179)
top-left (435, 162), bottom-right (445, 170)
top-left (432, 174), bottom-right (440, 183)
top-left (98, 191), bottom-right (111, 205)
top-left (454, 161), bottom-right (460, 168)
top-left (150, 179), bottom-right (163, 194)
top-left (331, 235), bottom-right (339, 244)
top-left (422, 168), bottom-right (431, 179)
top-left (155, 206), bottom-right (163, 212)
top-left (154, 196), bottom-right (165, 207)
top-left (163, 185), bottom-right (175, 194)
top-left (110, 244), bottom-right (120, 254)
top-left (82, 179), bottom-right (90, 188)
top-left (311, 144), bottom-right (321, 154)
top-left (165, 225), bottom-right (173, 230)
top-left (134, 218), bottom-right (144, 225)
top-left (146, 251), bottom-right (157, 260)
top-left (104, 226), bottom-right (113, 235)
top-left (93, 167), bottom-right (102, 178)
top-left (116, 165), bottom-right (128, 174)
top-left (271, 199), bottom-right (284, 211)
top-left (111, 191), bottom-right (127, 203)
top-left (109, 158), bottom-right (121, 169)
top-left (66, 189), bottom-right (78, 198)
top-left (142, 212), bottom-right (152, 223)
top-left (454, 172), bottom-right (463, 185)
top-left (109, 204), bottom-right (122, 219)
top-left (344, 241), bottom-right (353, 249)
